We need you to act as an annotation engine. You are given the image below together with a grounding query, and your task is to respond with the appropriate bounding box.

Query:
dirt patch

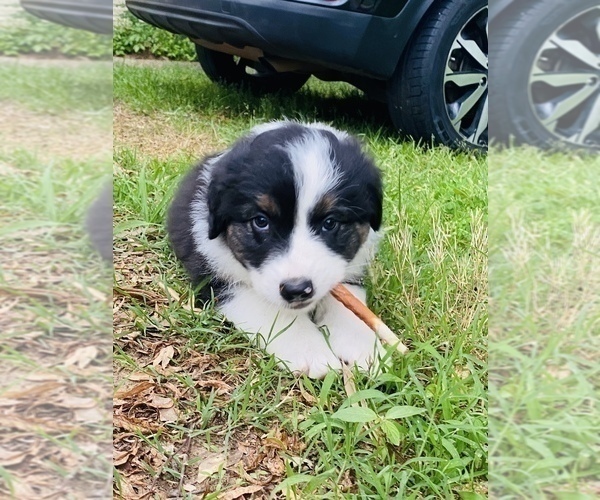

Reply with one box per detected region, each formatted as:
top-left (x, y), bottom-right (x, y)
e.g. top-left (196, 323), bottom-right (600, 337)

top-left (114, 56), bottom-right (197, 68)
top-left (0, 102), bottom-right (111, 162)
top-left (113, 103), bottom-right (217, 160)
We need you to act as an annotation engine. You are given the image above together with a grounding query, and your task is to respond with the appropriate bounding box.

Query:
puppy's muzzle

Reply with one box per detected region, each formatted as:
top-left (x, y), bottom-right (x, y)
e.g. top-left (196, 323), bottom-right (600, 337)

top-left (279, 278), bottom-right (314, 304)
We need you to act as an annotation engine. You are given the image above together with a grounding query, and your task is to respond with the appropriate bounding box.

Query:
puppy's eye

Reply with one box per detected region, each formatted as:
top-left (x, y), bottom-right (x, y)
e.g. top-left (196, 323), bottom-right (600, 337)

top-left (321, 218), bottom-right (338, 232)
top-left (252, 215), bottom-right (270, 231)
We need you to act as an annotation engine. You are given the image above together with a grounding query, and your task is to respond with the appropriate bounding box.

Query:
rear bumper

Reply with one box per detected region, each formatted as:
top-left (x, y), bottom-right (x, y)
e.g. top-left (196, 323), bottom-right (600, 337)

top-left (20, 0), bottom-right (113, 34)
top-left (125, 0), bottom-right (407, 79)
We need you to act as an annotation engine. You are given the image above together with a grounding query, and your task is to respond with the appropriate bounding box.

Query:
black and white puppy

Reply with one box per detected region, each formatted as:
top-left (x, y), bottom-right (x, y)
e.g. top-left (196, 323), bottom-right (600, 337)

top-left (167, 121), bottom-right (384, 378)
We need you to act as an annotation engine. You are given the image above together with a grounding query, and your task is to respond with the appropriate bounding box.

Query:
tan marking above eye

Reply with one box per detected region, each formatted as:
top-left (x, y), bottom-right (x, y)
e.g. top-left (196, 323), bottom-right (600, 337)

top-left (256, 194), bottom-right (280, 217)
top-left (315, 194), bottom-right (338, 216)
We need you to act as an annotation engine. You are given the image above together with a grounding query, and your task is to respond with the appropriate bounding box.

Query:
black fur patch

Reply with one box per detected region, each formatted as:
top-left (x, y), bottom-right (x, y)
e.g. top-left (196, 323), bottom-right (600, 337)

top-left (166, 157), bottom-right (229, 301)
top-left (308, 130), bottom-right (382, 260)
top-left (206, 124), bottom-right (303, 268)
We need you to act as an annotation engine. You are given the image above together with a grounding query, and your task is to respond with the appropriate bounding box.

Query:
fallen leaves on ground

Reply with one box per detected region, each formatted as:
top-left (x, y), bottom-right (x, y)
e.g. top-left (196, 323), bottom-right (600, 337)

top-left (0, 228), bottom-right (112, 498)
top-left (113, 231), bottom-right (312, 499)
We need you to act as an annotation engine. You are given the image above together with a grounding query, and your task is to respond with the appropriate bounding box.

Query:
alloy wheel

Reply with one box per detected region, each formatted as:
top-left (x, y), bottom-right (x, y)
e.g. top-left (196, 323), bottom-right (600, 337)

top-left (443, 7), bottom-right (489, 147)
top-left (528, 6), bottom-right (600, 148)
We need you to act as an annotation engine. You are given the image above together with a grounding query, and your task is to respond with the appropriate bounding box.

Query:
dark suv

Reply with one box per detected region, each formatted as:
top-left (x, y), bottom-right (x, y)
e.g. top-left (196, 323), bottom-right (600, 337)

top-left (126, 0), bottom-right (488, 150)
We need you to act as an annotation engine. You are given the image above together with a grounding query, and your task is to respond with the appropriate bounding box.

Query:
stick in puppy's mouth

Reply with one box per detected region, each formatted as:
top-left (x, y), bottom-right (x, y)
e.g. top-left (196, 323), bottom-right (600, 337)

top-left (330, 284), bottom-right (409, 355)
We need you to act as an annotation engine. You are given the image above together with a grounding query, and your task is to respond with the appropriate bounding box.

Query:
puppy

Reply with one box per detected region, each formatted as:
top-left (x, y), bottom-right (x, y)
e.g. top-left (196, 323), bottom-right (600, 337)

top-left (167, 121), bottom-right (384, 378)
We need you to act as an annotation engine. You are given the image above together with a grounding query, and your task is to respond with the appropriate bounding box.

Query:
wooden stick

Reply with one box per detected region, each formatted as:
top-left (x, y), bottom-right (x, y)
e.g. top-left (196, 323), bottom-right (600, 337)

top-left (331, 284), bottom-right (408, 354)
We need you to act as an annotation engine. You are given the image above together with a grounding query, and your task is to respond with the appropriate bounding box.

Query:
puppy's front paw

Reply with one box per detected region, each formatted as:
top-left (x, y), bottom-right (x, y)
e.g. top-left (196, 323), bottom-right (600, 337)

top-left (328, 323), bottom-right (384, 372)
top-left (320, 294), bottom-right (385, 373)
top-left (266, 335), bottom-right (342, 379)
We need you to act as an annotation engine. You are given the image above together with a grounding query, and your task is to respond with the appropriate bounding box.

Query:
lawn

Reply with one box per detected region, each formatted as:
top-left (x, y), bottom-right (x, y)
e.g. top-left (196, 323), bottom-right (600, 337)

top-left (112, 60), bottom-right (487, 498)
top-left (488, 148), bottom-right (600, 498)
top-left (0, 60), bottom-right (112, 497)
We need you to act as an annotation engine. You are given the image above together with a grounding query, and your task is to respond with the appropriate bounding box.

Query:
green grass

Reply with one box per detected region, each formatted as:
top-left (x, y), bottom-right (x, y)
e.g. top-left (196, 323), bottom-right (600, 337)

top-left (0, 11), bottom-right (111, 58)
top-left (0, 62), bottom-right (112, 497)
top-left (0, 61), bottom-right (112, 116)
top-left (0, 152), bottom-right (108, 224)
top-left (113, 61), bottom-right (487, 498)
top-left (488, 147), bottom-right (600, 498)
top-left (113, 61), bottom-right (392, 139)
top-left (0, 148), bottom-right (112, 496)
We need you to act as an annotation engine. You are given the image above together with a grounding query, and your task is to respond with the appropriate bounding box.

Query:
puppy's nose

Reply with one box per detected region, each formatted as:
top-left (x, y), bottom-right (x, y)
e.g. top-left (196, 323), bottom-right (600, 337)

top-left (279, 278), bottom-right (314, 303)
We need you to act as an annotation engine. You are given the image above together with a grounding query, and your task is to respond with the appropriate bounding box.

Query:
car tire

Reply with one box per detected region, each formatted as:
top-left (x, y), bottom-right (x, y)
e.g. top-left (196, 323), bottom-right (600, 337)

top-left (196, 45), bottom-right (310, 94)
top-left (489, 0), bottom-right (599, 150)
top-left (387, 0), bottom-right (488, 150)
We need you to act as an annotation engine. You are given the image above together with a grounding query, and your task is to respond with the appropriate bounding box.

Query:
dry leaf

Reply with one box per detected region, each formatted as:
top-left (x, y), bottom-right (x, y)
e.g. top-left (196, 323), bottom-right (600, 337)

top-left (71, 282), bottom-right (107, 301)
top-left (113, 436), bottom-right (140, 468)
top-left (298, 382), bottom-right (316, 404)
top-left (198, 379), bottom-right (233, 395)
top-left (74, 406), bottom-right (106, 423)
top-left (58, 395), bottom-right (97, 408)
top-left (158, 282), bottom-right (181, 302)
top-left (342, 363), bottom-right (357, 398)
top-left (3, 381), bottom-right (62, 398)
top-left (25, 372), bottom-right (65, 382)
top-left (454, 366), bottom-right (471, 379)
top-left (196, 450), bottom-right (227, 485)
top-left (152, 345), bottom-right (175, 369)
top-left (114, 449), bottom-right (132, 467)
top-left (546, 365), bottom-right (572, 380)
top-left (63, 346), bottom-right (99, 369)
top-left (0, 398), bottom-right (21, 407)
top-left (115, 381), bottom-right (154, 399)
top-left (113, 415), bottom-right (160, 434)
top-left (12, 479), bottom-right (40, 498)
top-left (264, 456), bottom-right (285, 476)
top-left (158, 406), bottom-right (178, 422)
top-left (150, 395), bottom-right (174, 409)
top-left (3, 415), bottom-right (72, 432)
top-left (218, 484), bottom-right (264, 500)
top-left (264, 437), bottom-right (286, 451)
top-left (0, 447), bottom-right (28, 466)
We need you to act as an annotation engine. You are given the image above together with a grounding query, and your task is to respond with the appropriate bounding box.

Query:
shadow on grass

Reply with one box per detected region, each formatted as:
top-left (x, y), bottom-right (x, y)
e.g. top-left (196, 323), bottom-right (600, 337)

top-left (114, 61), bottom-right (405, 140)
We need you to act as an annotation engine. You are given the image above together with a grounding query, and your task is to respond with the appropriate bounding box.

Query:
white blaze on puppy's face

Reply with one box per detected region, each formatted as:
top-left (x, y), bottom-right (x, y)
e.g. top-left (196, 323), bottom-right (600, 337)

top-left (248, 227), bottom-right (349, 309)
top-left (248, 131), bottom-right (352, 309)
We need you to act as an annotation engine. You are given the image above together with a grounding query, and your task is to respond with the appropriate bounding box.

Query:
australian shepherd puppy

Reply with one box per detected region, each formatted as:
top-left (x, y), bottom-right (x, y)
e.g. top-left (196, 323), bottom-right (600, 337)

top-left (167, 121), bottom-right (384, 378)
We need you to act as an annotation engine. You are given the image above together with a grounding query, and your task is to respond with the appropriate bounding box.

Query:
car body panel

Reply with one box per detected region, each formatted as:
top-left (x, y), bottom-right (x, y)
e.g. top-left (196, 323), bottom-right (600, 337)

top-left (20, 0), bottom-right (113, 34)
top-left (126, 0), bottom-right (437, 79)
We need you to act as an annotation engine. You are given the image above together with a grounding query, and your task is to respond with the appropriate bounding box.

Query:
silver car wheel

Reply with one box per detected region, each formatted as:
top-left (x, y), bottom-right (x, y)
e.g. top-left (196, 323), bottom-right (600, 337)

top-left (528, 7), bottom-right (600, 148)
top-left (444, 7), bottom-right (488, 147)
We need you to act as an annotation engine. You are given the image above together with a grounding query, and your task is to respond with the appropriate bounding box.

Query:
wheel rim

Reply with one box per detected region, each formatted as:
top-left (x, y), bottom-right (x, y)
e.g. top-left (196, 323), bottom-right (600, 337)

top-left (528, 7), bottom-right (600, 148)
top-left (443, 7), bottom-right (488, 147)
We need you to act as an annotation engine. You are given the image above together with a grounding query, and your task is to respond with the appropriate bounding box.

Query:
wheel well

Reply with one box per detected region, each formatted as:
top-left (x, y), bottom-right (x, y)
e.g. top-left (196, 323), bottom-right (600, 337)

top-left (387, 0), bottom-right (451, 79)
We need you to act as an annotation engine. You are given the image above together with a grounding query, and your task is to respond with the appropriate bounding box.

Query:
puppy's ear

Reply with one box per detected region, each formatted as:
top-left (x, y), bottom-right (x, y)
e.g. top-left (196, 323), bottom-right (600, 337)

top-left (361, 157), bottom-right (383, 231)
top-left (206, 179), bottom-right (229, 240)
top-left (368, 180), bottom-right (383, 231)
top-left (337, 137), bottom-right (383, 231)
top-left (205, 137), bottom-right (254, 239)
